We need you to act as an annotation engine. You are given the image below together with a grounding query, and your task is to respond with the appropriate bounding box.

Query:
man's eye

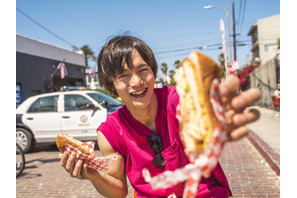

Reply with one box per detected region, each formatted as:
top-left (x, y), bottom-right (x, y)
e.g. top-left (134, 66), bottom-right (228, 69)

top-left (118, 74), bottom-right (128, 79)
top-left (140, 68), bottom-right (148, 72)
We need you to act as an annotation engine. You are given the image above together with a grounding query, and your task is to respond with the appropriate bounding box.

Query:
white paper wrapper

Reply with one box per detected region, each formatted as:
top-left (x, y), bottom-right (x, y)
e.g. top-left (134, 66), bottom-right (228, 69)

top-left (64, 141), bottom-right (118, 171)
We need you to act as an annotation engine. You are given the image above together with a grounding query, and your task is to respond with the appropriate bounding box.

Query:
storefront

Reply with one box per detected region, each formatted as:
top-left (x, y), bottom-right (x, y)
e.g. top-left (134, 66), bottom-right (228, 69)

top-left (16, 34), bottom-right (86, 104)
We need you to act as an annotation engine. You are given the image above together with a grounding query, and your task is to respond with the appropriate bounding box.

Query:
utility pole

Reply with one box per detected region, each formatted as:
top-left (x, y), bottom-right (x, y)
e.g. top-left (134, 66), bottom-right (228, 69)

top-left (232, 1), bottom-right (237, 61)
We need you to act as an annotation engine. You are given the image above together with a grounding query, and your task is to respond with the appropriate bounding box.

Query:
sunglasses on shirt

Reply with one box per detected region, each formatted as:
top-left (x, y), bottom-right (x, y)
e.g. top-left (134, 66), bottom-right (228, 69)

top-left (146, 132), bottom-right (166, 169)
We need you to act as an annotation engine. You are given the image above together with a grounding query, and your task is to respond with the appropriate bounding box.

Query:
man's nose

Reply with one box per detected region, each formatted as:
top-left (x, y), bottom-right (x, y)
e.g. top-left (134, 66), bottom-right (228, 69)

top-left (130, 73), bottom-right (143, 86)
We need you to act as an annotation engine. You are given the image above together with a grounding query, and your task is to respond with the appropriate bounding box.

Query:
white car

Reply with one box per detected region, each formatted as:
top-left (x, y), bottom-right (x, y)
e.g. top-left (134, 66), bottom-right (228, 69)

top-left (16, 90), bottom-right (122, 153)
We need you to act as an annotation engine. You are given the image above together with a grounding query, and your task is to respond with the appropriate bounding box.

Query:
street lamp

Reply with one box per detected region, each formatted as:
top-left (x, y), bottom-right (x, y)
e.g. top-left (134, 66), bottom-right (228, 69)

top-left (204, 5), bottom-right (232, 63)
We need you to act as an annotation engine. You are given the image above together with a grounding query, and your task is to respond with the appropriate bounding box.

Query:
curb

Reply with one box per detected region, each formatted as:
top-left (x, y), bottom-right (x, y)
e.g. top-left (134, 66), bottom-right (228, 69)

top-left (247, 129), bottom-right (280, 176)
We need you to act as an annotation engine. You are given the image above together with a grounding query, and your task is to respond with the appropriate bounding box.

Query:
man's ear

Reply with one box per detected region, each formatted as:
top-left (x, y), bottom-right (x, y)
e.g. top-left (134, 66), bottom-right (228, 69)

top-left (110, 87), bottom-right (118, 97)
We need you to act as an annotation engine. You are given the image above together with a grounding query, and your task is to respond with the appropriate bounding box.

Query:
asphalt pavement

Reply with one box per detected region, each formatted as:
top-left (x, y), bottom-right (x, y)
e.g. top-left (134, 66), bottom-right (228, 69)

top-left (16, 105), bottom-right (280, 198)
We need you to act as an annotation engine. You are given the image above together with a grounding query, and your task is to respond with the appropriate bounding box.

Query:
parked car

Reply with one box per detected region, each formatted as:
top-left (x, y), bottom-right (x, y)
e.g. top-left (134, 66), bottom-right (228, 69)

top-left (16, 90), bottom-right (122, 153)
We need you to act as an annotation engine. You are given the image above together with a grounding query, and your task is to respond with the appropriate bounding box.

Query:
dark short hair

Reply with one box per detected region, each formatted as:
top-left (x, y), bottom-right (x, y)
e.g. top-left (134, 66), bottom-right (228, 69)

top-left (97, 35), bottom-right (158, 96)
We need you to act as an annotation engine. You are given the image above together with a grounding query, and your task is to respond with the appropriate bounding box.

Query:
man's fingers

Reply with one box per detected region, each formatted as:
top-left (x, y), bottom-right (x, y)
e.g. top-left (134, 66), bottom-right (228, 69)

top-left (231, 88), bottom-right (261, 111)
top-left (229, 126), bottom-right (249, 141)
top-left (65, 154), bottom-right (76, 174)
top-left (219, 76), bottom-right (240, 97)
top-left (60, 151), bottom-right (68, 167)
top-left (225, 109), bottom-right (235, 124)
top-left (82, 162), bottom-right (89, 177)
top-left (72, 159), bottom-right (83, 178)
top-left (232, 108), bottom-right (261, 126)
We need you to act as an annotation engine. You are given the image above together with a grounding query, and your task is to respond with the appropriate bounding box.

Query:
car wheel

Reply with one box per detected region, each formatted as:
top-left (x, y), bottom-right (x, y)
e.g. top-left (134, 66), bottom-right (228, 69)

top-left (16, 128), bottom-right (34, 153)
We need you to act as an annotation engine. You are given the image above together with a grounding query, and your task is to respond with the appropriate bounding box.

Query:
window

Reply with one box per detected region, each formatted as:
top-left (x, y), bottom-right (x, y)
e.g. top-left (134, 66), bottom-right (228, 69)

top-left (87, 92), bottom-right (121, 106)
top-left (264, 43), bottom-right (278, 52)
top-left (28, 95), bottom-right (58, 113)
top-left (64, 94), bottom-right (93, 111)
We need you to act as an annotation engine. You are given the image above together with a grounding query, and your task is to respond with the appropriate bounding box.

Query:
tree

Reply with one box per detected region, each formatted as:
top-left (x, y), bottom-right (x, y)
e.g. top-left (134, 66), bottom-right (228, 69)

top-left (79, 45), bottom-right (97, 67)
top-left (168, 69), bottom-right (176, 86)
top-left (173, 60), bottom-right (181, 69)
top-left (218, 53), bottom-right (226, 78)
top-left (157, 77), bottom-right (165, 86)
top-left (160, 62), bottom-right (168, 85)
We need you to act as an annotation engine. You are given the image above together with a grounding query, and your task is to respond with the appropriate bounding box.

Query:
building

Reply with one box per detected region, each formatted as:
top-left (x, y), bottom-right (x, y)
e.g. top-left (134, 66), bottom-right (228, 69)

top-left (247, 14), bottom-right (280, 108)
top-left (16, 34), bottom-right (87, 107)
top-left (85, 67), bottom-right (104, 90)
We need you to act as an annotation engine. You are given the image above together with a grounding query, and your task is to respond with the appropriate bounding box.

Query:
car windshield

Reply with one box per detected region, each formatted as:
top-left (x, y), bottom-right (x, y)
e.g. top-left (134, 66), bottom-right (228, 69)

top-left (87, 92), bottom-right (121, 107)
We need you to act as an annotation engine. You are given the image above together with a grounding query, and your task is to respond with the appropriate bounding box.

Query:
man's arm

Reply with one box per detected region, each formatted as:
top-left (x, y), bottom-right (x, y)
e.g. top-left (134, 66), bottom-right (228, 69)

top-left (88, 130), bottom-right (128, 197)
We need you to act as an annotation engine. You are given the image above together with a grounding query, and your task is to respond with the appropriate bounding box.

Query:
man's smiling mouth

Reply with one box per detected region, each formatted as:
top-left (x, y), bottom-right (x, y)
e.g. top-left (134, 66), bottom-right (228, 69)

top-left (130, 88), bottom-right (148, 98)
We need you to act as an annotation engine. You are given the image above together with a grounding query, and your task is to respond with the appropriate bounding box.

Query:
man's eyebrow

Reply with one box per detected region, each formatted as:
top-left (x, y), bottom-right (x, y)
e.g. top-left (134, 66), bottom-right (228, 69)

top-left (137, 63), bottom-right (148, 68)
top-left (120, 63), bottom-right (148, 73)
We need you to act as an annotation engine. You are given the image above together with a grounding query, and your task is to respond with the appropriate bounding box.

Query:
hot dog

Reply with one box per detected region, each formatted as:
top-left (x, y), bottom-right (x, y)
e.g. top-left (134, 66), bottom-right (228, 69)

top-left (56, 133), bottom-right (94, 156)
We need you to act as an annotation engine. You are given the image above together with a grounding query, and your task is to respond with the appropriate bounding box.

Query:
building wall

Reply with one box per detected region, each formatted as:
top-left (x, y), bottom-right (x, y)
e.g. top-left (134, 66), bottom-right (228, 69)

top-left (16, 34), bottom-right (85, 66)
top-left (249, 14), bottom-right (280, 109)
top-left (16, 34), bottom-right (86, 104)
top-left (250, 58), bottom-right (279, 108)
top-left (16, 52), bottom-right (86, 101)
top-left (257, 15), bottom-right (280, 64)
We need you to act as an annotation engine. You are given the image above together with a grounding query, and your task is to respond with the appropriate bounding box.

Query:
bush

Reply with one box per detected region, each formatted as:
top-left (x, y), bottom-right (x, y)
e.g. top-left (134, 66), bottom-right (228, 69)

top-left (237, 65), bottom-right (255, 91)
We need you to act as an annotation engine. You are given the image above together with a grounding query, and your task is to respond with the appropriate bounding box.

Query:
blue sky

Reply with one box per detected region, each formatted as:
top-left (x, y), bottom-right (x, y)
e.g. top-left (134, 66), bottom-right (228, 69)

top-left (16, 0), bottom-right (279, 77)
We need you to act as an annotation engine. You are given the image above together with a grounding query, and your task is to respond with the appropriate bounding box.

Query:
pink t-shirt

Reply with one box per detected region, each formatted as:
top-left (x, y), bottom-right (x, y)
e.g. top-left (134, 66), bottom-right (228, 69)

top-left (98, 86), bottom-right (231, 197)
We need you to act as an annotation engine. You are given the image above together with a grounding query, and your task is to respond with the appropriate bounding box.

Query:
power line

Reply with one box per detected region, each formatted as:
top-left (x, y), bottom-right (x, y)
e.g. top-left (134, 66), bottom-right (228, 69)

top-left (151, 38), bottom-right (221, 51)
top-left (155, 47), bottom-right (225, 59)
top-left (154, 40), bottom-right (251, 55)
top-left (238, 0), bottom-right (242, 28)
top-left (239, 0), bottom-right (247, 38)
top-left (16, 7), bottom-right (77, 50)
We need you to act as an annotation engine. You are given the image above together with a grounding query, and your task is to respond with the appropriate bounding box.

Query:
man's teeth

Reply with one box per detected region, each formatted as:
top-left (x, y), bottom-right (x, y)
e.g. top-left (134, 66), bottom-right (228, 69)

top-left (131, 89), bottom-right (146, 96)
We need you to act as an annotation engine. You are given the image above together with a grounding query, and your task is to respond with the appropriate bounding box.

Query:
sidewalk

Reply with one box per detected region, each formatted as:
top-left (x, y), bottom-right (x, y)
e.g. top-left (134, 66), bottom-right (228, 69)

top-left (247, 106), bottom-right (280, 155)
top-left (220, 138), bottom-right (280, 197)
top-left (246, 106), bottom-right (280, 175)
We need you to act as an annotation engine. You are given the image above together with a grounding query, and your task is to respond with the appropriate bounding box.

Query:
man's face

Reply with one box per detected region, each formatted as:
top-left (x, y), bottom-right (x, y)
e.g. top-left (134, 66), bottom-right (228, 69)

top-left (112, 50), bottom-right (155, 109)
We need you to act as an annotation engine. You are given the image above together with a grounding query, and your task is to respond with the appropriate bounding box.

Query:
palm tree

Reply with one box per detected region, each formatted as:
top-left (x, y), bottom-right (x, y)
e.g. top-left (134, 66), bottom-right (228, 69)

top-left (160, 62), bottom-right (168, 85)
top-left (218, 53), bottom-right (226, 78)
top-left (168, 69), bottom-right (176, 86)
top-left (79, 45), bottom-right (97, 67)
top-left (158, 77), bottom-right (165, 84)
top-left (173, 60), bottom-right (181, 69)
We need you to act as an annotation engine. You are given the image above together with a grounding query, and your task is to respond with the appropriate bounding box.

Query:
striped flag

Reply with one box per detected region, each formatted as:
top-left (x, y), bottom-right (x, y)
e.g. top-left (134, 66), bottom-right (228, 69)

top-left (89, 69), bottom-right (96, 79)
top-left (57, 61), bottom-right (68, 79)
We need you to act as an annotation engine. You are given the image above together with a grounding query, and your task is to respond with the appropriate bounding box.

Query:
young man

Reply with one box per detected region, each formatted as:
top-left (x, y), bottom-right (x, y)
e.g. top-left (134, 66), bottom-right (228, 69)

top-left (60, 35), bottom-right (261, 197)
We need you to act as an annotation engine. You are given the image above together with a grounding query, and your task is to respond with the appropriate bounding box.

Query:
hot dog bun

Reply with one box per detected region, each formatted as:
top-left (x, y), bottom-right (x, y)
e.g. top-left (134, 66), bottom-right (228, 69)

top-left (56, 133), bottom-right (93, 156)
top-left (175, 51), bottom-right (221, 157)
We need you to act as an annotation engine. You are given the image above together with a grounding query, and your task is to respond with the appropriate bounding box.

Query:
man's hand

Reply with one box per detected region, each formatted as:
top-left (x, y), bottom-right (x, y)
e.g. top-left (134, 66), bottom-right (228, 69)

top-left (60, 152), bottom-right (99, 180)
top-left (219, 76), bottom-right (261, 140)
